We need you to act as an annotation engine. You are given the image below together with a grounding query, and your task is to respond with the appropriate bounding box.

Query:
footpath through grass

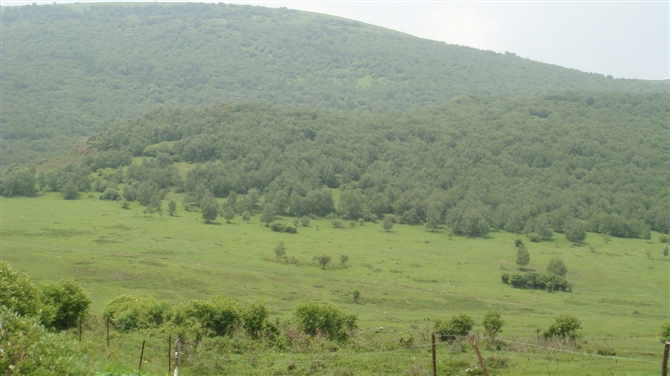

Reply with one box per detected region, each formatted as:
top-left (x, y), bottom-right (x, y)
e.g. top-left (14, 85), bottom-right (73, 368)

top-left (1, 193), bottom-right (668, 374)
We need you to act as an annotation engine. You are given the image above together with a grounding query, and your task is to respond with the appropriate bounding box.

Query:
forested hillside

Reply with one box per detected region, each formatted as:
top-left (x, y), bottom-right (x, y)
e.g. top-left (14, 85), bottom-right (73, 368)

top-left (1, 3), bottom-right (667, 165)
top-left (5, 92), bottom-right (666, 238)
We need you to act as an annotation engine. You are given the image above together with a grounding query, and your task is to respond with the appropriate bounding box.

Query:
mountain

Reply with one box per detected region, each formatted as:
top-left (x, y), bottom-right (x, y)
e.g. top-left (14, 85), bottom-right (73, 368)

top-left (1, 2), bottom-right (667, 166)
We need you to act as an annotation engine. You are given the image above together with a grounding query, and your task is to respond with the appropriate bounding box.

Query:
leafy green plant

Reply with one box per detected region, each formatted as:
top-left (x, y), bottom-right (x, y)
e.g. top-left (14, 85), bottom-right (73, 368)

top-left (543, 314), bottom-right (582, 341)
top-left (39, 280), bottom-right (91, 330)
top-left (482, 311), bottom-right (504, 340)
top-left (292, 302), bottom-right (357, 342)
top-left (435, 313), bottom-right (474, 342)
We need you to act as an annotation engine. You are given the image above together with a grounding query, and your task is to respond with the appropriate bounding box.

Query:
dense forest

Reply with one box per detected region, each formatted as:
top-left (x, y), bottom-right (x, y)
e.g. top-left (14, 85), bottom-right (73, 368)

top-left (1, 3), bottom-right (667, 165)
top-left (4, 91), bottom-right (667, 238)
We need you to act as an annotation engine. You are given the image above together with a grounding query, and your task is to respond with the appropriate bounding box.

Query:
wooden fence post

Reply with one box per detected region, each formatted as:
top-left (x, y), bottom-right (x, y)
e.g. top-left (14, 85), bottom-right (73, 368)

top-left (431, 333), bottom-right (437, 376)
top-left (173, 339), bottom-right (180, 376)
top-left (470, 335), bottom-right (489, 376)
top-left (139, 340), bottom-right (146, 370)
top-left (662, 341), bottom-right (670, 376)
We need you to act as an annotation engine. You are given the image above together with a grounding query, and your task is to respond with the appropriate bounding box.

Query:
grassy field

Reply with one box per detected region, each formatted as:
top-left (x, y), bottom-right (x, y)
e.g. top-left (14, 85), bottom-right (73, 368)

top-left (1, 193), bottom-right (667, 374)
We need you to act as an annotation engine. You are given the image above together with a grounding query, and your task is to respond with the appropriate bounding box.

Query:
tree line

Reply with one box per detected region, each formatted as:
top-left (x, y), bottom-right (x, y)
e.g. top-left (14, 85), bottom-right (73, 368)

top-left (1, 92), bottom-right (668, 239)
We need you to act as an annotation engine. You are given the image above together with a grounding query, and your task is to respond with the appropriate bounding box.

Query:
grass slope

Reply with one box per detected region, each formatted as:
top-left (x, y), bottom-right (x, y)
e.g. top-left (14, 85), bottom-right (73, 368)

top-left (1, 193), bottom-right (667, 374)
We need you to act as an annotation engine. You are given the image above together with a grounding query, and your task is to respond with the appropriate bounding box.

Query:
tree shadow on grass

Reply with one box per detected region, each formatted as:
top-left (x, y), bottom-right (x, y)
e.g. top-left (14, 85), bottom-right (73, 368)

top-left (204, 221), bottom-right (222, 225)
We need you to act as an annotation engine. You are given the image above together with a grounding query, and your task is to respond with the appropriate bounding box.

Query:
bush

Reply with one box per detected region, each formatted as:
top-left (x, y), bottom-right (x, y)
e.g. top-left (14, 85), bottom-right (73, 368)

top-left (546, 259), bottom-right (568, 277)
top-left (661, 320), bottom-right (670, 343)
top-left (292, 302), bottom-right (357, 342)
top-left (502, 272), bottom-right (572, 292)
top-left (173, 295), bottom-right (241, 337)
top-left (516, 245), bottom-right (530, 268)
top-left (331, 219), bottom-right (344, 228)
top-left (543, 314), bottom-right (581, 341)
top-left (318, 255), bottom-right (332, 269)
top-left (434, 313), bottom-right (474, 342)
top-left (39, 280), bottom-right (91, 330)
top-left (527, 233), bottom-right (542, 242)
top-left (300, 216), bottom-right (311, 227)
top-left (103, 295), bottom-right (173, 332)
top-left (482, 311), bottom-right (504, 339)
top-left (0, 261), bottom-right (40, 318)
top-left (241, 302), bottom-right (278, 339)
top-left (270, 222), bottom-right (298, 234)
top-left (564, 219), bottom-right (587, 243)
top-left (0, 307), bottom-right (85, 375)
top-left (660, 235), bottom-right (670, 243)
top-left (99, 188), bottom-right (120, 201)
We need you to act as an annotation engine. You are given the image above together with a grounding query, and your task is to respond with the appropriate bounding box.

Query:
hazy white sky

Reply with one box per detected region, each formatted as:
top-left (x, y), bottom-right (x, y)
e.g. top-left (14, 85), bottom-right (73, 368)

top-left (4, 0), bottom-right (669, 80)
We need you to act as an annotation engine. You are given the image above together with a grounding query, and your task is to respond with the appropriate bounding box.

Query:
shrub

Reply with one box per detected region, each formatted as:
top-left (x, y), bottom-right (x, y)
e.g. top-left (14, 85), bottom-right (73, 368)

top-left (99, 188), bottom-right (120, 201)
top-left (0, 307), bottom-right (85, 375)
top-left (564, 219), bottom-right (587, 243)
top-left (331, 219), bottom-right (344, 228)
top-left (103, 295), bottom-right (173, 332)
top-left (173, 295), bottom-right (241, 337)
top-left (275, 241), bottom-right (286, 259)
top-left (0, 261), bottom-right (40, 318)
top-left (502, 272), bottom-right (572, 292)
top-left (300, 216), bottom-right (311, 227)
top-left (383, 215), bottom-right (395, 232)
top-left (501, 272), bottom-right (510, 284)
top-left (516, 245), bottom-right (530, 268)
top-left (241, 302), bottom-right (277, 339)
top-left (242, 211), bottom-right (251, 221)
top-left (661, 320), bottom-right (670, 342)
top-left (514, 238), bottom-right (524, 248)
top-left (543, 314), bottom-right (581, 341)
top-left (546, 259), bottom-right (568, 277)
top-left (292, 302), bottom-right (357, 342)
top-left (318, 255), bottom-right (332, 270)
top-left (434, 313), bottom-right (474, 342)
top-left (527, 233), bottom-right (542, 242)
top-left (482, 311), bottom-right (504, 340)
top-left (340, 254), bottom-right (349, 264)
top-left (39, 280), bottom-right (91, 330)
top-left (660, 235), bottom-right (670, 243)
top-left (270, 222), bottom-right (298, 234)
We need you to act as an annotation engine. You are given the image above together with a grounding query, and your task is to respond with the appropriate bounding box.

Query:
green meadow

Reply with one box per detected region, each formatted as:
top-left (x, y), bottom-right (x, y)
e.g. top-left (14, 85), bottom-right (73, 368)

top-left (1, 193), bottom-right (668, 374)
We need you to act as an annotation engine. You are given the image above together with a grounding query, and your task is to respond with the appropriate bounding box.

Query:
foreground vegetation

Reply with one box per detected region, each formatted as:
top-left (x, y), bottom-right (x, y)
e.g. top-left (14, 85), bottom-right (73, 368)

top-left (1, 192), bottom-right (667, 374)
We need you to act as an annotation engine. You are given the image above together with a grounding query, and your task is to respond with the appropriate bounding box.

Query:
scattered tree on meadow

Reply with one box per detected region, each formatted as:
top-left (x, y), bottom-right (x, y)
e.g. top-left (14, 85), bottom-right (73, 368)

top-left (61, 181), bottom-right (79, 200)
top-left (434, 313), bottom-right (474, 342)
top-left (482, 311), bottom-right (504, 340)
top-left (340, 254), bottom-right (349, 265)
top-left (274, 241), bottom-right (286, 259)
top-left (383, 215), bottom-right (395, 232)
top-left (318, 255), bottom-right (331, 270)
top-left (242, 211), bottom-right (251, 221)
top-left (663, 246), bottom-right (669, 257)
top-left (546, 259), bottom-right (567, 277)
top-left (222, 206), bottom-right (235, 223)
top-left (201, 201), bottom-right (218, 223)
top-left (516, 245), bottom-right (530, 269)
top-left (352, 290), bottom-right (361, 303)
top-left (543, 314), bottom-right (581, 341)
top-left (168, 200), bottom-right (177, 216)
top-left (425, 206), bottom-right (441, 232)
top-left (564, 219), bottom-right (587, 243)
top-left (260, 204), bottom-right (275, 227)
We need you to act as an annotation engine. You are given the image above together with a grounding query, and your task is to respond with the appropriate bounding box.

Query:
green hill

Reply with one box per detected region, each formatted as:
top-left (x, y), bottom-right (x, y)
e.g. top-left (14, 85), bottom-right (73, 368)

top-left (1, 2), bottom-right (667, 165)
